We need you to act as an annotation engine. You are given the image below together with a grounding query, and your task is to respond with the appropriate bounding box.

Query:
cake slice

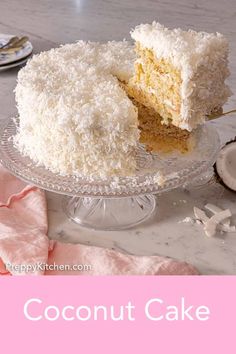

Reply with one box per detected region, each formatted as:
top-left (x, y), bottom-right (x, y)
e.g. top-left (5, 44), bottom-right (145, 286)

top-left (128, 22), bottom-right (231, 132)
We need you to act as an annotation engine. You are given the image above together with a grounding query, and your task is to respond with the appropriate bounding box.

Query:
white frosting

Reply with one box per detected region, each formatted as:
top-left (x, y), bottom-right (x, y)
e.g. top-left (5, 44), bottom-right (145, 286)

top-left (131, 22), bottom-right (231, 130)
top-left (14, 41), bottom-right (139, 178)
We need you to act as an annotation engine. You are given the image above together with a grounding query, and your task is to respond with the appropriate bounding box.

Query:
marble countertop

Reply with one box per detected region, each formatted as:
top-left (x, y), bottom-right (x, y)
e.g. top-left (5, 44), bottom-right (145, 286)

top-left (0, 0), bottom-right (236, 274)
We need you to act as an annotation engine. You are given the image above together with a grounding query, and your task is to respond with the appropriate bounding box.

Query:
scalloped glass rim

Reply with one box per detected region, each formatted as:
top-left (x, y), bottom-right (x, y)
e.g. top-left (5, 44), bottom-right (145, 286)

top-left (0, 117), bottom-right (220, 197)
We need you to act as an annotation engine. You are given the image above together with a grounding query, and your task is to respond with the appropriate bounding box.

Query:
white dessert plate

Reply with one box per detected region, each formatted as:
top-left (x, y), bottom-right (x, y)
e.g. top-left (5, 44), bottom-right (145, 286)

top-left (0, 54), bottom-right (31, 71)
top-left (0, 34), bottom-right (33, 66)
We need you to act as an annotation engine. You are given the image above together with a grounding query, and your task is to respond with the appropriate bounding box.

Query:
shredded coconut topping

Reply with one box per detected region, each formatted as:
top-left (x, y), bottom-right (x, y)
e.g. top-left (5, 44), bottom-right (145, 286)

top-left (14, 41), bottom-right (139, 178)
top-left (131, 21), bottom-right (231, 131)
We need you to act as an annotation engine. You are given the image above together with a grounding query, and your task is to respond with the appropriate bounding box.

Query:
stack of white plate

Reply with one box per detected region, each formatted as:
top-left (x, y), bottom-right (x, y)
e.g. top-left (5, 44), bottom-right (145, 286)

top-left (0, 34), bottom-right (33, 71)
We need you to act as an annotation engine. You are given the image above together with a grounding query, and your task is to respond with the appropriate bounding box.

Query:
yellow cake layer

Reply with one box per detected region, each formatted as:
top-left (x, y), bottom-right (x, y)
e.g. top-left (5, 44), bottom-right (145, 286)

top-left (119, 80), bottom-right (191, 152)
top-left (128, 43), bottom-right (182, 126)
top-left (132, 98), bottom-right (191, 153)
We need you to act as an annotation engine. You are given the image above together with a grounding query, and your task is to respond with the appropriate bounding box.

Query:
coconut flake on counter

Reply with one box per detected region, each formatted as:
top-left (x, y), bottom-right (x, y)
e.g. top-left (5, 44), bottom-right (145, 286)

top-left (179, 203), bottom-right (236, 237)
top-left (204, 203), bottom-right (230, 226)
top-left (193, 204), bottom-right (235, 237)
top-left (193, 207), bottom-right (209, 224)
top-left (178, 217), bottom-right (195, 224)
top-left (204, 209), bottom-right (231, 237)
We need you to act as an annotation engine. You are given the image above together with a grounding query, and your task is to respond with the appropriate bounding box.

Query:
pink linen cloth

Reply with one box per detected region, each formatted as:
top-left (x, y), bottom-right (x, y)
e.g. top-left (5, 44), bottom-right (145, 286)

top-left (0, 165), bottom-right (199, 276)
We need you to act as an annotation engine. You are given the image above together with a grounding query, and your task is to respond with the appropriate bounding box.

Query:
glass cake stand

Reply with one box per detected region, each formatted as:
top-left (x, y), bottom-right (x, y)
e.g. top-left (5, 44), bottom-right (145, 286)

top-left (0, 118), bottom-right (220, 230)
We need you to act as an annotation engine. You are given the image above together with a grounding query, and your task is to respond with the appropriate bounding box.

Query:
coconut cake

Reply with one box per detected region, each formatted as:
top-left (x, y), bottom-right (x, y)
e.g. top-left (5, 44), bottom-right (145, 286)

top-left (14, 23), bottom-right (231, 178)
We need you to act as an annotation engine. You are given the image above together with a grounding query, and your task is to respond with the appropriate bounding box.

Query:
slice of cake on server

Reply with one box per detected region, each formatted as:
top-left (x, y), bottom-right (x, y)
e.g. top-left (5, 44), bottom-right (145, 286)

top-left (126, 21), bottom-right (231, 149)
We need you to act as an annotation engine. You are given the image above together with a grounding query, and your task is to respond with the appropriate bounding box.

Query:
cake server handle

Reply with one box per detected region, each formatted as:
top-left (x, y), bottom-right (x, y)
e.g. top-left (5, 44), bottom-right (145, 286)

top-left (209, 108), bottom-right (236, 119)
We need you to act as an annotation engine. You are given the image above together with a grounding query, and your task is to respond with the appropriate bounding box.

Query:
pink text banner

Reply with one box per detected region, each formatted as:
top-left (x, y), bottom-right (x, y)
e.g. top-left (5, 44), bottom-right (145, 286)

top-left (0, 276), bottom-right (235, 353)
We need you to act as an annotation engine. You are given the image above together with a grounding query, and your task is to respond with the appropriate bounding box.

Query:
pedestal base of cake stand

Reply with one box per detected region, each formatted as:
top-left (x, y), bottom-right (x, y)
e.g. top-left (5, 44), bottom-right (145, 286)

top-left (62, 167), bottom-right (215, 231)
top-left (62, 195), bottom-right (156, 230)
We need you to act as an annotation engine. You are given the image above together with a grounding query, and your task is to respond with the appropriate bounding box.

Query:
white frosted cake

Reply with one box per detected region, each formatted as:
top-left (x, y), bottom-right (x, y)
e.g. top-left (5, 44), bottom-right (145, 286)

top-left (14, 41), bottom-right (139, 178)
top-left (14, 23), bottom-right (231, 178)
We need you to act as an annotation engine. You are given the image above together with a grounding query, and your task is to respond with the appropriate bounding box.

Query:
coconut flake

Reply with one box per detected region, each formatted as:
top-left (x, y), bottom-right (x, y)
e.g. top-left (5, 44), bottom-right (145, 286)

top-left (205, 203), bottom-right (230, 226)
top-left (178, 217), bottom-right (195, 224)
top-left (221, 224), bottom-right (236, 233)
top-left (193, 205), bottom-right (235, 237)
top-left (204, 209), bottom-right (231, 237)
top-left (194, 207), bottom-right (209, 224)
